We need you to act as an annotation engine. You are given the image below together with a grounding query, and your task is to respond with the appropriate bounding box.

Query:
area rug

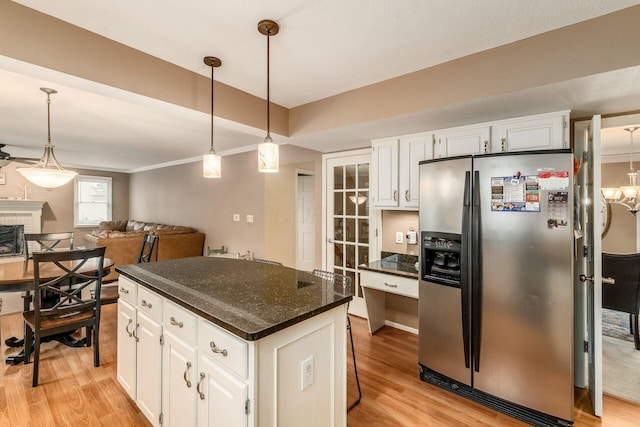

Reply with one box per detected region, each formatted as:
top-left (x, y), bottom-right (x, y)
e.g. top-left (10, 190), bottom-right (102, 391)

top-left (602, 308), bottom-right (634, 344)
top-left (602, 335), bottom-right (640, 404)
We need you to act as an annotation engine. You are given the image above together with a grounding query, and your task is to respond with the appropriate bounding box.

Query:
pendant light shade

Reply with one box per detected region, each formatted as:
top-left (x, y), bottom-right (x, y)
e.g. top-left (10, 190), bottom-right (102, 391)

top-left (203, 56), bottom-right (222, 178)
top-left (18, 88), bottom-right (77, 189)
top-left (258, 19), bottom-right (280, 173)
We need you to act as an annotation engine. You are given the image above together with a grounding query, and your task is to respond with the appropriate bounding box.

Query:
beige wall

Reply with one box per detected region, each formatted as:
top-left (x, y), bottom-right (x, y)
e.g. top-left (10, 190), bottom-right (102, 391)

top-left (602, 162), bottom-right (637, 253)
top-left (129, 145), bottom-right (323, 267)
top-left (0, 162), bottom-right (129, 247)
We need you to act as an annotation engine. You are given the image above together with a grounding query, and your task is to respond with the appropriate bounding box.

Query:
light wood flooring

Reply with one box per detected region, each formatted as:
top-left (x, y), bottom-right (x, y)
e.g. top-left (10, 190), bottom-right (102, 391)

top-left (0, 306), bottom-right (638, 426)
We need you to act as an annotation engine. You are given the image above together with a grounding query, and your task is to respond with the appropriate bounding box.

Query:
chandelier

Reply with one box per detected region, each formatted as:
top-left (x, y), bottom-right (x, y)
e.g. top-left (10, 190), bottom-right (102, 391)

top-left (18, 88), bottom-right (77, 189)
top-left (602, 126), bottom-right (640, 215)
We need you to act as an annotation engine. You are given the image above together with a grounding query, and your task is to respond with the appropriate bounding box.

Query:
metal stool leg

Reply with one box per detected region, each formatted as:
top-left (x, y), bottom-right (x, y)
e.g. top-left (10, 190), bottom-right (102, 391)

top-left (347, 315), bottom-right (361, 412)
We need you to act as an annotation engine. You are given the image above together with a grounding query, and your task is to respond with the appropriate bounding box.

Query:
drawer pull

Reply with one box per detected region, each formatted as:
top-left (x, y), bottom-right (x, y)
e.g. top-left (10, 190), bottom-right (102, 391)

top-left (119, 287), bottom-right (129, 294)
top-left (197, 372), bottom-right (206, 400)
top-left (183, 362), bottom-right (192, 388)
top-left (210, 341), bottom-right (228, 357)
top-left (170, 316), bottom-right (184, 328)
top-left (141, 299), bottom-right (152, 309)
top-left (125, 318), bottom-right (134, 337)
top-left (384, 282), bottom-right (398, 288)
top-left (132, 323), bottom-right (140, 342)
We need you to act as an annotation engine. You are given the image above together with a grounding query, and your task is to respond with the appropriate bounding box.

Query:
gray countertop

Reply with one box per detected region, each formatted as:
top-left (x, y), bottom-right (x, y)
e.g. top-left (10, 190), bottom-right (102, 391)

top-left (360, 253), bottom-right (420, 279)
top-left (116, 257), bottom-right (353, 341)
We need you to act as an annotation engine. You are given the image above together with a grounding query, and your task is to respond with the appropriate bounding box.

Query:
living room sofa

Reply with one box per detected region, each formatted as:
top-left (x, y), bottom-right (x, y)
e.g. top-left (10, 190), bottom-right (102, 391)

top-left (83, 220), bottom-right (205, 281)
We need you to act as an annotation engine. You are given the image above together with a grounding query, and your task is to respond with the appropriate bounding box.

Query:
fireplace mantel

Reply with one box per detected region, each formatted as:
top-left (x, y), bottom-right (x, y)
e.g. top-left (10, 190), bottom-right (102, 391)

top-left (0, 200), bottom-right (46, 211)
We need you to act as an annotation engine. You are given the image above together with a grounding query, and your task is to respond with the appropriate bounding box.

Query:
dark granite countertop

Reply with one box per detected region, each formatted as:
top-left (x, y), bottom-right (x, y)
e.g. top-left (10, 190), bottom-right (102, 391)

top-left (360, 253), bottom-right (419, 280)
top-left (116, 257), bottom-right (352, 341)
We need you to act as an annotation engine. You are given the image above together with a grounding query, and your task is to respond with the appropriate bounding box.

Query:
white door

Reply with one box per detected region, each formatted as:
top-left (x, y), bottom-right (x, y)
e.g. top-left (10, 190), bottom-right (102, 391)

top-left (116, 300), bottom-right (137, 400)
top-left (136, 311), bottom-right (163, 426)
top-left (575, 116), bottom-right (603, 416)
top-left (197, 354), bottom-right (248, 427)
top-left (324, 150), bottom-right (376, 318)
top-left (296, 173), bottom-right (315, 271)
top-left (162, 331), bottom-right (198, 427)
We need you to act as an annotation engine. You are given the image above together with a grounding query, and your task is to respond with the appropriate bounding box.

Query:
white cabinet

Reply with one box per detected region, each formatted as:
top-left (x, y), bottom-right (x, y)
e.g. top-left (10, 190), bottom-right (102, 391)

top-left (162, 330), bottom-right (198, 427)
top-left (492, 111), bottom-right (568, 152)
top-left (197, 349), bottom-right (249, 427)
top-left (434, 125), bottom-right (491, 158)
top-left (117, 277), bottom-right (163, 427)
top-left (371, 133), bottom-right (433, 209)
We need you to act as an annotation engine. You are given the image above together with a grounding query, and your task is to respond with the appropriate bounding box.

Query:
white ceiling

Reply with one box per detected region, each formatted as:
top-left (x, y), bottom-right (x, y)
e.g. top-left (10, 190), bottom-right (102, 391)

top-left (1, 0), bottom-right (640, 172)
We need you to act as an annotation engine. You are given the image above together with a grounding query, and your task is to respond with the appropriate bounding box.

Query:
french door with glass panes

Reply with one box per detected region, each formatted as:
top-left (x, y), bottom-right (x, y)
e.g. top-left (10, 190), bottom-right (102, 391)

top-left (324, 150), bottom-right (378, 318)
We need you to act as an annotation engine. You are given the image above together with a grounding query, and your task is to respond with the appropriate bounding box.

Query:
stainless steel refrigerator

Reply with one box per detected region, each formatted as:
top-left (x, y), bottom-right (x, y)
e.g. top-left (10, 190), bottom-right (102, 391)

top-left (418, 150), bottom-right (574, 427)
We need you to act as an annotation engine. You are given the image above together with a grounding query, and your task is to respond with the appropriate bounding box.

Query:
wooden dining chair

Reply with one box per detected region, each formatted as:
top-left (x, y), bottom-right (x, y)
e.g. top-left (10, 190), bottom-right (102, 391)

top-left (94, 233), bottom-right (158, 305)
top-left (311, 269), bottom-right (361, 412)
top-left (23, 246), bottom-right (106, 387)
top-left (23, 232), bottom-right (74, 261)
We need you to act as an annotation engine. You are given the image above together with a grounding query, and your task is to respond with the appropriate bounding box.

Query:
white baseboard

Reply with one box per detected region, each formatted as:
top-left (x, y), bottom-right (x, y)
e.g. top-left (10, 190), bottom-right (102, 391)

top-left (385, 320), bottom-right (418, 335)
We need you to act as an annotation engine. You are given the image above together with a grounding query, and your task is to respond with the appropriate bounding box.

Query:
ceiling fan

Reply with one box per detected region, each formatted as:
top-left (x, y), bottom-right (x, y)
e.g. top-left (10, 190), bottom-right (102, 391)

top-left (0, 144), bottom-right (39, 168)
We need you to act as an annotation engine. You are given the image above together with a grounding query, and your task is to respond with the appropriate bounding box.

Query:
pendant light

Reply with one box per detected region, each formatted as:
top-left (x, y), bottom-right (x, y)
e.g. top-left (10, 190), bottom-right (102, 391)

top-left (203, 56), bottom-right (222, 178)
top-left (257, 19), bottom-right (280, 173)
top-left (18, 88), bottom-right (77, 189)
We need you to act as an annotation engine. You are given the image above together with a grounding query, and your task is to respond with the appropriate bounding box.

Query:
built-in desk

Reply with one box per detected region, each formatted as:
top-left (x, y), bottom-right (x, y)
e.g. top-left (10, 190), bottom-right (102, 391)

top-left (360, 255), bottom-right (419, 334)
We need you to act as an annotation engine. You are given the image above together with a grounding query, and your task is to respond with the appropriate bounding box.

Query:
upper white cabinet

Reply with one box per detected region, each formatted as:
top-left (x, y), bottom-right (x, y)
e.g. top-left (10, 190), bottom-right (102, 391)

top-left (370, 111), bottom-right (569, 210)
top-left (434, 125), bottom-right (491, 158)
top-left (371, 133), bottom-right (433, 210)
top-left (492, 111), bottom-right (568, 152)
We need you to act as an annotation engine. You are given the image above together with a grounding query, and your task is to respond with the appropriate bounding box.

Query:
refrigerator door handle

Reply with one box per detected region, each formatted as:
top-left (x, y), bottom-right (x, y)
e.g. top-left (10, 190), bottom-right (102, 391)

top-left (472, 170), bottom-right (482, 372)
top-left (460, 171), bottom-right (471, 369)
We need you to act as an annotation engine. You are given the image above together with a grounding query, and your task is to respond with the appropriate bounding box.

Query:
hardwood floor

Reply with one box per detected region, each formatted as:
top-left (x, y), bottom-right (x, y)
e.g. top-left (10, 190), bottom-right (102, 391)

top-left (0, 307), bottom-right (638, 426)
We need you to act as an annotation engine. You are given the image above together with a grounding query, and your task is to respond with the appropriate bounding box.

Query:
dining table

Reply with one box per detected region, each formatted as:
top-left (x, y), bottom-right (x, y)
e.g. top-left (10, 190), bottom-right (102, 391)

top-left (0, 256), bottom-right (114, 364)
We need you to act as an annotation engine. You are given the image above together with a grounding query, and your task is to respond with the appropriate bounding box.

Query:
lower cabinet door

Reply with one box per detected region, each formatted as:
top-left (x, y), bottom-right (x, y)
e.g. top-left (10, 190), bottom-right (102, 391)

top-left (117, 300), bottom-right (137, 400)
top-left (197, 354), bottom-right (248, 427)
top-left (162, 331), bottom-right (198, 426)
top-left (136, 311), bottom-right (163, 426)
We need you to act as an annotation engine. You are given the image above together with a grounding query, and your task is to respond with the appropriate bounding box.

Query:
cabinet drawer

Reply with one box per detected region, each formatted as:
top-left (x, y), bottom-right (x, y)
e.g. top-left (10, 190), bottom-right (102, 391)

top-left (198, 319), bottom-right (248, 379)
top-left (163, 299), bottom-right (197, 343)
top-left (117, 276), bottom-right (137, 305)
top-left (137, 286), bottom-right (163, 321)
top-left (360, 270), bottom-right (418, 299)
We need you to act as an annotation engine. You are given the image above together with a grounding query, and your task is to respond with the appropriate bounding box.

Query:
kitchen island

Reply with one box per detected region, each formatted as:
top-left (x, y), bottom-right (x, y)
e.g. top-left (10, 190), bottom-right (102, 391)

top-left (115, 256), bottom-right (352, 427)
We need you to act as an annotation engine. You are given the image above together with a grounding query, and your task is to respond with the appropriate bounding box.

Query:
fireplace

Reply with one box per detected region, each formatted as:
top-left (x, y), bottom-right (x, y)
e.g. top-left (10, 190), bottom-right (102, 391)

top-left (0, 224), bottom-right (24, 256)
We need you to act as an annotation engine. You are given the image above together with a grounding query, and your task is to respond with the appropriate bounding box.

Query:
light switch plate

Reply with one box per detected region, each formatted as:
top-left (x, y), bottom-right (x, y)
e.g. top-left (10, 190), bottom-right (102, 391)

top-left (233, 214), bottom-right (240, 222)
top-left (246, 215), bottom-right (254, 223)
top-left (395, 231), bottom-right (404, 244)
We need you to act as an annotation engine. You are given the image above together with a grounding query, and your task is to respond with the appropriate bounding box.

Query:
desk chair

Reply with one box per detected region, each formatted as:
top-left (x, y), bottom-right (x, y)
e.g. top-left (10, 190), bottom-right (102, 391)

top-left (23, 246), bottom-right (107, 386)
top-left (93, 233), bottom-right (158, 305)
top-left (311, 269), bottom-right (362, 412)
top-left (602, 252), bottom-right (640, 350)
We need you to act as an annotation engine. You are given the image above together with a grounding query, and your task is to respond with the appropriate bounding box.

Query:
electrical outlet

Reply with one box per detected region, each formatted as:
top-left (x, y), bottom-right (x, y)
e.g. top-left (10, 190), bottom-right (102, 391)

top-left (233, 214), bottom-right (240, 222)
top-left (301, 356), bottom-right (314, 391)
top-left (246, 215), bottom-right (254, 223)
top-left (395, 231), bottom-right (404, 244)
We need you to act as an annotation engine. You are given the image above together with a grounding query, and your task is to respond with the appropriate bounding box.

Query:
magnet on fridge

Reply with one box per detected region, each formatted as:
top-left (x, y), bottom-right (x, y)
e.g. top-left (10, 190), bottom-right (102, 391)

top-left (511, 171), bottom-right (522, 185)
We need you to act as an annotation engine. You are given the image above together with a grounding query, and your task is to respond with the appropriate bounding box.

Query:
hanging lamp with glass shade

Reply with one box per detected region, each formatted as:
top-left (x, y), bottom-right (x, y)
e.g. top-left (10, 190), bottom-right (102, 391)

top-left (18, 88), bottom-right (77, 189)
top-left (257, 19), bottom-right (280, 173)
top-left (203, 56), bottom-right (222, 178)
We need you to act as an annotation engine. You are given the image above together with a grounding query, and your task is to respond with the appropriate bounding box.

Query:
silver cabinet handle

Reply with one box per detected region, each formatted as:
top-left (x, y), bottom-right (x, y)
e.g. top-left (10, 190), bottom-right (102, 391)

top-left (119, 287), bottom-right (129, 294)
top-left (197, 372), bottom-right (206, 400)
top-left (384, 282), bottom-right (398, 288)
top-left (404, 190), bottom-right (410, 202)
top-left (132, 323), bottom-right (140, 342)
top-left (125, 318), bottom-right (134, 337)
top-left (393, 190), bottom-right (398, 201)
top-left (210, 341), bottom-right (228, 357)
top-left (183, 361), bottom-right (192, 388)
top-left (483, 140), bottom-right (489, 153)
top-left (141, 299), bottom-right (152, 309)
top-left (501, 138), bottom-right (507, 152)
top-left (170, 317), bottom-right (184, 328)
